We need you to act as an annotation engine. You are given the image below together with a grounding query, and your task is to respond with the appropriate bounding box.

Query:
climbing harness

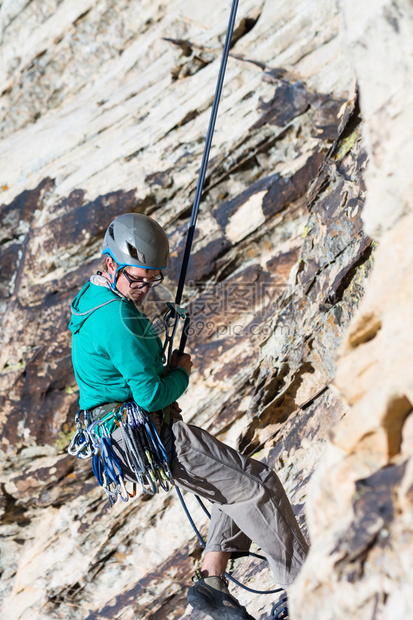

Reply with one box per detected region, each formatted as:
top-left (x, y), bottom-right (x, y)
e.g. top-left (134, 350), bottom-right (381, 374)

top-left (69, 403), bottom-right (174, 505)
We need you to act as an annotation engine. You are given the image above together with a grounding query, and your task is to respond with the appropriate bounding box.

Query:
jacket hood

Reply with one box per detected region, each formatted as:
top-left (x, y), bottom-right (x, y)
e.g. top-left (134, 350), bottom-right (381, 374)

top-left (69, 279), bottom-right (121, 335)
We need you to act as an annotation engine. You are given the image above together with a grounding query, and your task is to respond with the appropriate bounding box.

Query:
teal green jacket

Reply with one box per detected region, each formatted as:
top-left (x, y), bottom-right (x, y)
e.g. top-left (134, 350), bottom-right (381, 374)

top-left (68, 280), bottom-right (189, 411)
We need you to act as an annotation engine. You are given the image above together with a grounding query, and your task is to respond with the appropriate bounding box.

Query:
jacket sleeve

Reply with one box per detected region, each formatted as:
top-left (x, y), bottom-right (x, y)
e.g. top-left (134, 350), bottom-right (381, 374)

top-left (96, 302), bottom-right (189, 411)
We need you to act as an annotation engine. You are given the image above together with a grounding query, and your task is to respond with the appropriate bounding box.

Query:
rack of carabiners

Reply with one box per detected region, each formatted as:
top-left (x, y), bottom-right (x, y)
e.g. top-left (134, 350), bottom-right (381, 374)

top-left (68, 403), bottom-right (174, 506)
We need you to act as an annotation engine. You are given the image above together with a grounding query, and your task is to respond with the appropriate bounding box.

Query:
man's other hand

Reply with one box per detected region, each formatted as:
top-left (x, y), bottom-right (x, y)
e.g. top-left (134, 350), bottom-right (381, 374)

top-left (171, 349), bottom-right (193, 375)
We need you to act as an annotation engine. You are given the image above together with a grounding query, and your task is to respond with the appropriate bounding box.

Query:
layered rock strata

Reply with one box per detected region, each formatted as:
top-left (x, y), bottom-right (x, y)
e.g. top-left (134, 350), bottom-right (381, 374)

top-left (290, 2), bottom-right (413, 620)
top-left (0, 1), bottom-right (405, 619)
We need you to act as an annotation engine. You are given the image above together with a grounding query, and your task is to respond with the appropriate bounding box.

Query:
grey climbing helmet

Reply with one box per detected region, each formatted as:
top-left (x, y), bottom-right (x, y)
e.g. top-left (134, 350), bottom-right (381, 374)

top-left (102, 213), bottom-right (170, 270)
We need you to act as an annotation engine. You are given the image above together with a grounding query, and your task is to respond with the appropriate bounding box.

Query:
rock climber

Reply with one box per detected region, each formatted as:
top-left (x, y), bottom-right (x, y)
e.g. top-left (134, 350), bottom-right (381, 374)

top-left (69, 213), bottom-right (309, 620)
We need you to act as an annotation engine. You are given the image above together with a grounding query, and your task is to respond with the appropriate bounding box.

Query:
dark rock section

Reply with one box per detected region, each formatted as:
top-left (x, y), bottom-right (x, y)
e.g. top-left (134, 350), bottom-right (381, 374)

top-left (0, 186), bottom-right (150, 449)
top-left (254, 80), bottom-right (311, 129)
top-left (333, 463), bottom-right (407, 582)
top-left (239, 99), bottom-right (372, 454)
top-left (0, 178), bottom-right (55, 303)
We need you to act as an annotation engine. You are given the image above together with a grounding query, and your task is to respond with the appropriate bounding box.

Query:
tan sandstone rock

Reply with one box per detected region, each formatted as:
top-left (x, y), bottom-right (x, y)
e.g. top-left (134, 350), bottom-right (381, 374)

top-left (290, 2), bottom-right (413, 619)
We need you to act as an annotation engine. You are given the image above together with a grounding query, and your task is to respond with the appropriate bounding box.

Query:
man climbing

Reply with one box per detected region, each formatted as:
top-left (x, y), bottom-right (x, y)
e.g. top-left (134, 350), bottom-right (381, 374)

top-left (69, 213), bottom-right (309, 620)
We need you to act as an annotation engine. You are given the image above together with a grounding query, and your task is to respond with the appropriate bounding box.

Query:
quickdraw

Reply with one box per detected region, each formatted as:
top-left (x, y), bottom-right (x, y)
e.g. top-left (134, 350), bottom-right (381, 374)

top-left (68, 403), bottom-right (174, 506)
top-left (68, 410), bottom-right (95, 459)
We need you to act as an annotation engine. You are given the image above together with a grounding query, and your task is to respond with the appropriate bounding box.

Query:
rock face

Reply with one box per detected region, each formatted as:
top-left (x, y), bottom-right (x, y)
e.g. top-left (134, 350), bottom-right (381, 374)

top-left (290, 2), bottom-right (413, 620)
top-left (0, 1), bottom-right (410, 619)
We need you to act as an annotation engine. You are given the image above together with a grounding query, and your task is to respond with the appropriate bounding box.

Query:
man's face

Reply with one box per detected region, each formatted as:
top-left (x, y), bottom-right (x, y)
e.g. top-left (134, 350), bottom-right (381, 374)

top-left (106, 259), bottom-right (162, 302)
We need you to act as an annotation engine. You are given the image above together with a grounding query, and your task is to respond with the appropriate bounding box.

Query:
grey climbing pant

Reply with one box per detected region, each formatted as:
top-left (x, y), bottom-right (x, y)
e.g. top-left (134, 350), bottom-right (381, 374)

top-left (108, 407), bottom-right (309, 588)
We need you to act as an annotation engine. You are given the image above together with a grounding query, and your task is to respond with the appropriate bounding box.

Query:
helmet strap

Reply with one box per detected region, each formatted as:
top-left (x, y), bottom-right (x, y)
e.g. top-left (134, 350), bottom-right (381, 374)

top-left (111, 264), bottom-right (124, 292)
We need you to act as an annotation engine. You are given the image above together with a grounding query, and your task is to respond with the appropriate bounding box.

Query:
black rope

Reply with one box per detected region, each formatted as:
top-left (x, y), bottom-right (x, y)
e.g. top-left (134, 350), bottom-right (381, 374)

top-left (170, 0), bottom-right (283, 601)
top-left (195, 494), bottom-right (211, 518)
top-left (175, 0), bottom-right (239, 308)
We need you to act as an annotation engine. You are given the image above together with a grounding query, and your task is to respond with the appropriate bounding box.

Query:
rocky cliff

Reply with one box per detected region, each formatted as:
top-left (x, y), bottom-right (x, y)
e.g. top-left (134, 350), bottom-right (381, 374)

top-left (290, 2), bottom-right (413, 619)
top-left (0, 1), bottom-right (411, 619)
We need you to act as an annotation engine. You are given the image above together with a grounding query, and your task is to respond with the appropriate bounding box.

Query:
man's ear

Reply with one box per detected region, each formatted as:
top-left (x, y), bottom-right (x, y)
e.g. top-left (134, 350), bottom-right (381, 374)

top-left (106, 256), bottom-right (116, 277)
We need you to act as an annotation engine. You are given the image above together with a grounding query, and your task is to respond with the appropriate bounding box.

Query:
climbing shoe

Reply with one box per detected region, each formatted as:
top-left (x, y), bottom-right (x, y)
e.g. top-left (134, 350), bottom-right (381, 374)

top-left (270, 593), bottom-right (288, 619)
top-left (187, 571), bottom-right (256, 620)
